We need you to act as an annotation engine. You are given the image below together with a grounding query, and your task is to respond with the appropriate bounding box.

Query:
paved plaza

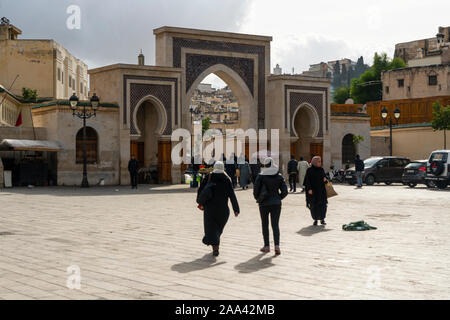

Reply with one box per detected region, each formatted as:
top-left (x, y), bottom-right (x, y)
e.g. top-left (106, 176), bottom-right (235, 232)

top-left (0, 183), bottom-right (449, 300)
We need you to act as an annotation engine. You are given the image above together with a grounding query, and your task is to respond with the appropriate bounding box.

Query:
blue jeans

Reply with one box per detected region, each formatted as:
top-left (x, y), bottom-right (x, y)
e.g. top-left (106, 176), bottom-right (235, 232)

top-left (356, 171), bottom-right (363, 187)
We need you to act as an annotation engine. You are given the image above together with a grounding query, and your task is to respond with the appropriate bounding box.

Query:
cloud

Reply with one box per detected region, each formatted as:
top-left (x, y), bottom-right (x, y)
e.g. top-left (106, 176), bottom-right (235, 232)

top-left (271, 35), bottom-right (353, 74)
top-left (1, 0), bottom-right (252, 68)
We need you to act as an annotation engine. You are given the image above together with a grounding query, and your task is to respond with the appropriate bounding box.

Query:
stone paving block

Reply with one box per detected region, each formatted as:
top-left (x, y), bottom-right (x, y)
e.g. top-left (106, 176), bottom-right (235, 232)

top-left (1, 184), bottom-right (449, 299)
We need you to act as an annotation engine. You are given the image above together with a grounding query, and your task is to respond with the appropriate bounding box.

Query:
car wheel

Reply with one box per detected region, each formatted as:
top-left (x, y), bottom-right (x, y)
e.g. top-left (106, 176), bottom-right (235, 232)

top-left (426, 181), bottom-right (436, 188)
top-left (365, 175), bottom-right (375, 186)
top-left (408, 182), bottom-right (417, 188)
top-left (385, 181), bottom-right (392, 185)
top-left (436, 181), bottom-right (448, 190)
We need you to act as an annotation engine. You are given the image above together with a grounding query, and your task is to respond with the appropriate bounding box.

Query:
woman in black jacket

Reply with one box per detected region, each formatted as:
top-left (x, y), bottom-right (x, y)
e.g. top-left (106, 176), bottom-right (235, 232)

top-left (303, 156), bottom-right (328, 226)
top-left (253, 157), bottom-right (288, 255)
top-left (197, 161), bottom-right (240, 256)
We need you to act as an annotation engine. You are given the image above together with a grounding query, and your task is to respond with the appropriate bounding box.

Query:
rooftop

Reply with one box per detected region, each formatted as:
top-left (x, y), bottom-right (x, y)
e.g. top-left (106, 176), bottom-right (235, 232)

top-left (153, 26), bottom-right (272, 42)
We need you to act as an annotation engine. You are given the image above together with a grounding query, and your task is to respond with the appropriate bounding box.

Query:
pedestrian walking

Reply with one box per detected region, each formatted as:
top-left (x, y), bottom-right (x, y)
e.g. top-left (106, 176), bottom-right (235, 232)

top-left (225, 153), bottom-right (237, 188)
top-left (250, 156), bottom-right (261, 184)
top-left (297, 156), bottom-right (310, 193)
top-left (238, 156), bottom-right (252, 190)
top-left (253, 157), bottom-right (288, 255)
top-left (355, 154), bottom-right (365, 188)
top-left (197, 161), bottom-right (240, 257)
top-left (128, 155), bottom-right (139, 189)
top-left (303, 156), bottom-right (328, 226)
top-left (287, 155), bottom-right (298, 192)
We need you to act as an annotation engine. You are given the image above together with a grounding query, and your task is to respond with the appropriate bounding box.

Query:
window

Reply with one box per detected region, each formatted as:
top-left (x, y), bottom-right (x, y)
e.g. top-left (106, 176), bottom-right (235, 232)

top-left (408, 86), bottom-right (411, 92)
top-left (397, 79), bottom-right (404, 87)
top-left (76, 127), bottom-right (98, 164)
top-left (80, 83), bottom-right (83, 94)
top-left (385, 86), bottom-right (389, 94)
top-left (62, 72), bottom-right (64, 84)
top-left (378, 159), bottom-right (389, 168)
top-left (428, 75), bottom-right (437, 86)
top-left (58, 68), bottom-right (61, 81)
top-left (69, 76), bottom-right (72, 88)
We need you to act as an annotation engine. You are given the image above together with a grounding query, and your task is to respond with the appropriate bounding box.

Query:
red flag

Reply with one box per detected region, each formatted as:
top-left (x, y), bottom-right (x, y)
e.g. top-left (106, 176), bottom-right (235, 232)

top-left (15, 111), bottom-right (22, 127)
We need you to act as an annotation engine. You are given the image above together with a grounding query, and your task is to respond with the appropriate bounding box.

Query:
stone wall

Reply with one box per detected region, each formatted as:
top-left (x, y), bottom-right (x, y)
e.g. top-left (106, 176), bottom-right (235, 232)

top-left (330, 115), bottom-right (371, 168)
top-left (0, 39), bottom-right (88, 100)
top-left (381, 64), bottom-right (450, 101)
top-left (371, 126), bottom-right (446, 160)
top-left (32, 104), bottom-right (120, 186)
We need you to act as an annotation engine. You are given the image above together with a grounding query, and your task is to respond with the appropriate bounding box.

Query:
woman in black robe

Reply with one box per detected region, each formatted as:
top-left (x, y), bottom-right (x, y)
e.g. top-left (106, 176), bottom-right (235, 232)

top-left (197, 161), bottom-right (240, 256)
top-left (303, 156), bottom-right (328, 226)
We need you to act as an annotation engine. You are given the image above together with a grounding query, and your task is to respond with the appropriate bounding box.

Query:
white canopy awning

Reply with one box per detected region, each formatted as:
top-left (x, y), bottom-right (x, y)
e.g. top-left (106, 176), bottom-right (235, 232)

top-left (0, 139), bottom-right (61, 152)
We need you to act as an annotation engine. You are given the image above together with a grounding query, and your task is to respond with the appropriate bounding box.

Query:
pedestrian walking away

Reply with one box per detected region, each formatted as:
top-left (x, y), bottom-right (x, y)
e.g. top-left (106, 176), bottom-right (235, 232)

top-left (197, 161), bottom-right (240, 257)
top-left (128, 155), bottom-right (139, 189)
top-left (225, 153), bottom-right (238, 188)
top-left (355, 154), bottom-right (365, 188)
top-left (253, 157), bottom-right (288, 255)
top-left (297, 157), bottom-right (310, 193)
top-left (304, 156), bottom-right (328, 226)
top-left (287, 155), bottom-right (298, 192)
top-left (238, 156), bottom-right (252, 190)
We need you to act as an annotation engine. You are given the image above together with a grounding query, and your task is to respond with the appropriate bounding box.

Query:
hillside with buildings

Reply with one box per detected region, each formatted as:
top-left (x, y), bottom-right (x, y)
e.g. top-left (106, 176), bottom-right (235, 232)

top-left (190, 83), bottom-right (240, 131)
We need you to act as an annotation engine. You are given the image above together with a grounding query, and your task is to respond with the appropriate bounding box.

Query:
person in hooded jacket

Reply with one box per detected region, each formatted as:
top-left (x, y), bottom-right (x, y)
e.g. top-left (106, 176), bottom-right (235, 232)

top-left (197, 161), bottom-right (240, 256)
top-left (303, 156), bottom-right (328, 226)
top-left (253, 157), bottom-right (288, 255)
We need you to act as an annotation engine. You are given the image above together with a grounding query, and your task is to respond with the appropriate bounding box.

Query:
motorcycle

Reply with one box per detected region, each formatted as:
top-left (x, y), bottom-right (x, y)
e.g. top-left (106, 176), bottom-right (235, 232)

top-left (326, 166), bottom-right (346, 184)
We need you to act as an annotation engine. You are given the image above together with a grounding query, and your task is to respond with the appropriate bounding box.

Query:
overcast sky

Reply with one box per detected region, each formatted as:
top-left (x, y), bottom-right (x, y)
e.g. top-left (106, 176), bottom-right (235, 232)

top-left (1, 0), bottom-right (449, 88)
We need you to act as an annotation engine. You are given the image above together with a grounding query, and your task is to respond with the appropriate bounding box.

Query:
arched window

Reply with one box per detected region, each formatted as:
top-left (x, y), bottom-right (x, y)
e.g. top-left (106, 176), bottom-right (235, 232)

top-left (76, 127), bottom-right (98, 164)
top-left (342, 134), bottom-right (356, 165)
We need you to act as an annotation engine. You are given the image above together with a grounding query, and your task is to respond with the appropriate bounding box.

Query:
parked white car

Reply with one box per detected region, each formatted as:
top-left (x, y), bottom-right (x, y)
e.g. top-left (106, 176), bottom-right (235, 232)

top-left (425, 150), bottom-right (450, 189)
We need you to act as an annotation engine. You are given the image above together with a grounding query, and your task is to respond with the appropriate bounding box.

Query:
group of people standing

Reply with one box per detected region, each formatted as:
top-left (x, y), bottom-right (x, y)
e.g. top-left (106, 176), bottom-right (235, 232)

top-left (287, 156), bottom-right (310, 193)
top-left (196, 155), bottom-right (329, 257)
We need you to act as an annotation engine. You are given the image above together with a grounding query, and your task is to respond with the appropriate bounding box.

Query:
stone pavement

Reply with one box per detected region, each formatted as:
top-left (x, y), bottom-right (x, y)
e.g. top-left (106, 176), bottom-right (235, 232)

top-left (0, 183), bottom-right (449, 300)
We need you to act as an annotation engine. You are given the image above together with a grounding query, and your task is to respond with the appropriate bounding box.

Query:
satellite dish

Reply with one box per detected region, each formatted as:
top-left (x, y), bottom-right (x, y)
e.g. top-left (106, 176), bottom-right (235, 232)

top-left (344, 98), bottom-right (354, 104)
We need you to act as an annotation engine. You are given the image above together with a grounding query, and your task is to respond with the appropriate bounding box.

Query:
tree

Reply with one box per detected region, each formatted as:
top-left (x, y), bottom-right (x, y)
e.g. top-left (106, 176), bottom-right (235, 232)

top-left (202, 116), bottom-right (211, 135)
top-left (332, 86), bottom-right (350, 104)
top-left (431, 101), bottom-right (450, 149)
top-left (332, 61), bottom-right (341, 89)
top-left (22, 87), bottom-right (38, 102)
top-left (350, 53), bottom-right (406, 104)
top-left (353, 135), bottom-right (365, 154)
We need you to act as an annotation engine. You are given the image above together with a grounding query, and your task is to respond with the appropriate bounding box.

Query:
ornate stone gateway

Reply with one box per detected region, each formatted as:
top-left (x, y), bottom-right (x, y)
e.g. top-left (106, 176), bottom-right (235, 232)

top-left (89, 27), bottom-right (332, 185)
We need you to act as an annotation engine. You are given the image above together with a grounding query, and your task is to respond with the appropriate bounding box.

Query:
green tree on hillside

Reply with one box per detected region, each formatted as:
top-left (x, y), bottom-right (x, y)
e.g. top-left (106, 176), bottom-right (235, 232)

top-left (350, 53), bottom-right (406, 104)
top-left (332, 86), bottom-right (350, 104)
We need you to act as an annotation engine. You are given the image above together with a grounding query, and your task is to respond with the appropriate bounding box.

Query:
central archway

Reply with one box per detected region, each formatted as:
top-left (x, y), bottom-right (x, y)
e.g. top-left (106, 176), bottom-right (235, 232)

top-left (184, 64), bottom-right (256, 131)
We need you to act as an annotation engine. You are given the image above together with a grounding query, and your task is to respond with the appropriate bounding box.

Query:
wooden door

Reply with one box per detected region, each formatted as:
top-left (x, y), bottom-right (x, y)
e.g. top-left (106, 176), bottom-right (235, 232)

top-left (158, 140), bottom-right (172, 184)
top-left (310, 143), bottom-right (323, 161)
top-left (130, 141), bottom-right (144, 168)
top-left (290, 142), bottom-right (296, 159)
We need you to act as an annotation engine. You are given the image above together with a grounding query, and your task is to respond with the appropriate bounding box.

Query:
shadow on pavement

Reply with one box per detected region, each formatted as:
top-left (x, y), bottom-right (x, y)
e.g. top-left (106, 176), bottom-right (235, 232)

top-left (297, 225), bottom-right (332, 236)
top-left (234, 253), bottom-right (276, 273)
top-left (0, 185), bottom-right (197, 197)
top-left (171, 254), bottom-right (226, 273)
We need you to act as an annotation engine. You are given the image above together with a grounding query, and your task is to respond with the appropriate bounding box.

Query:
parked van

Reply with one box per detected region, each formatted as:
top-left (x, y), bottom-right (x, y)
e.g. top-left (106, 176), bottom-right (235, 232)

top-left (425, 150), bottom-right (450, 189)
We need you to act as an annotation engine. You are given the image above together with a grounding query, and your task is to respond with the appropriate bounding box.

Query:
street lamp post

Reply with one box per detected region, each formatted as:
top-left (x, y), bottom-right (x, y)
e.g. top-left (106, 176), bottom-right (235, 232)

top-left (381, 106), bottom-right (401, 156)
top-left (188, 105), bottom-right (202, 188)
top-left (70, 92), bottom-right (100, 188)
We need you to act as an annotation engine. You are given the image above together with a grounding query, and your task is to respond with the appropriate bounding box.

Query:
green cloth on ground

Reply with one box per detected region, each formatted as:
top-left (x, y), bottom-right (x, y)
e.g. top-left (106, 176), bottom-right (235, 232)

top-left (342, 220), bottom-right (377, 231)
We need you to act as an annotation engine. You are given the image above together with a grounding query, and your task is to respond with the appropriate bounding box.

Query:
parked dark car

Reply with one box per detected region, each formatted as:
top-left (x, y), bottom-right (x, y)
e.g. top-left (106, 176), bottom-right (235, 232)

top-left (345, 156), bottom-right (411, 185)
top-left (402, 160), bottom-right (434, 188)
